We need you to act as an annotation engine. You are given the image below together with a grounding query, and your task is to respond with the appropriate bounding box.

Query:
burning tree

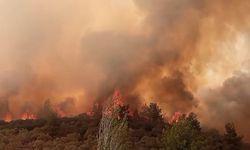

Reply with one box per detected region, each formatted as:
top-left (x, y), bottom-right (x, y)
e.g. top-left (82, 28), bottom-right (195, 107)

top-left (97, 90), bottom-right (128, 150)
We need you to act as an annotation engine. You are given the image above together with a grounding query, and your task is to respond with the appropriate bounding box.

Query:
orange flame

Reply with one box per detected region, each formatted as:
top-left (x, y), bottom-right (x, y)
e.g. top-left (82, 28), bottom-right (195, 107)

top-left (54, 106), bottom-right (66, 117)
top-left (103, 89), bottom-right (125, 118)
top-left (112, 89), bottom-right (124, 107)
top-left (171, 112), bottom-right (182, 123)
top-left (86, 111), bottom-right (94, 116)
top-left (20, 112), bottom-right (37, 120)
top-left (56, 109), bottom-right (66, 117)
top-left (3, 113), bottom-right (12, 122)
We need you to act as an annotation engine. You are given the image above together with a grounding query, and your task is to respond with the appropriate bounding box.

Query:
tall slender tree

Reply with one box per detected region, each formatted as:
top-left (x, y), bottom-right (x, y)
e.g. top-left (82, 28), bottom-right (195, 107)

top-left (97, 90), bottom-right (128, 150)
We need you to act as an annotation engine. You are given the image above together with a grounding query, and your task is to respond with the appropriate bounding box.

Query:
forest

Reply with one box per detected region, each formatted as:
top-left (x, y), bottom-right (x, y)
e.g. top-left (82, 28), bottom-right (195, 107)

top-left (0, 95), bottom-right (248, 150)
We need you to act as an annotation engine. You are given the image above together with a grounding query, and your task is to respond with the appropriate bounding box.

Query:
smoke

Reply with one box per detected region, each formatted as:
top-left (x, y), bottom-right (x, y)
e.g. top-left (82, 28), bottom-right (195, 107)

top-left (197, 72), bottom-right (250, 141)
top-left (0, 0), bottom-right (250, 140)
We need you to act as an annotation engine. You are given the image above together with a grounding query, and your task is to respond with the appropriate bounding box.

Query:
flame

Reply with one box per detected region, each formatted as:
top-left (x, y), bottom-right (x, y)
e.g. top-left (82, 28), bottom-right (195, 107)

top-left (112, 89), bottom-right (124, 107)
top-left (170, 112), bottom-right (182, 123)
top-left (56, 109), bottom-right (66, 117)
top-left (54, 106), bottom-right (66, 117)
top-left (20, 112), bottom-right (37, 120)
top-left (86, 111), bottom-right (94, 116)
top-left (3, 113), bottom-right (12, 122)
top-left (103, 89), bottom-right (126, 119)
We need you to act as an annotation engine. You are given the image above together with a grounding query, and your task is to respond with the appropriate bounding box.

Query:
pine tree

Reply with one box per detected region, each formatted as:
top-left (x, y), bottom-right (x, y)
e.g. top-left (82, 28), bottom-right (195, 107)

top-left (223, 123), bottom-right (242, 150)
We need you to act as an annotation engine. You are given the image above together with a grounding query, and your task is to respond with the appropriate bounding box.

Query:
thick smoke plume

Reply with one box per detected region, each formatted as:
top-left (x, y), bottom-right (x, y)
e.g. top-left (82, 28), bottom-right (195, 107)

top-left (197, 72), bottom-right (250, 142)
top-left (0, 0), bottom-right (250, 140)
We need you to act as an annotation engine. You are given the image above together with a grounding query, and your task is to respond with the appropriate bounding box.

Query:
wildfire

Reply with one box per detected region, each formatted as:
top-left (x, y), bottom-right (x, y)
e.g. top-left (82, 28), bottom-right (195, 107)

top-left (3, 113), bottom-right (12, 122)
top-left (87, 111), bottom-right (94, 116)
top-left (56, 109), bottom-right (66, 117)
top-left (170, 112), bottom-right (182, 123)
top-left (20, 113), bottom-right (37, 120)
top-left (2, 112), bottom-right (37, 122)
top-left (112, 89), bottom-right (124, 107)
top-left (54, 106), bottom-right (67, 117)
top-left (103, 89), bottom-right (125, 117)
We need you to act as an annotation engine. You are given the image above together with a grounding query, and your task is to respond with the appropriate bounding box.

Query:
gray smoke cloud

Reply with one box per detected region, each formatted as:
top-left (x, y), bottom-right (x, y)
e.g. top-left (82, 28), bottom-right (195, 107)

top-left (198, 72), bottom-right (250, 142)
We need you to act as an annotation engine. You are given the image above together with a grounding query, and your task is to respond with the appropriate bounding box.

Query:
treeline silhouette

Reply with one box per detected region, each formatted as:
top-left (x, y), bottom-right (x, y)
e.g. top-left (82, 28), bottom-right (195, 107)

top-left (0, 102), bottom-right (248, 150)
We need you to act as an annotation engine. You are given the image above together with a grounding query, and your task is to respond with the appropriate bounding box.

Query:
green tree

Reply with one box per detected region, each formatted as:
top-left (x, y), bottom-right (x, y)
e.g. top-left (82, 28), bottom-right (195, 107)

top-left (191, 129), bottom-right (223, 150)
top-left (140, 103), bottom-right (164, 122)
top-left (139, 103), bottom-right (166, 134)
top-left (223, 123), bottom-right (242, 150)
top-left (163, 113), bottom-right (200, 150)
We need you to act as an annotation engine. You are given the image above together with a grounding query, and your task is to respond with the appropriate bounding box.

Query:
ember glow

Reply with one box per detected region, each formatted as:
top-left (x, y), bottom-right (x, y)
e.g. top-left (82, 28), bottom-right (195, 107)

top-left (170, 112), bottom-right (183, 123)
top-left (103, 89), bottom-right (124, 117)
top-left (20, 113), bottom-right (37, 120)
top-left (0, 0), bottom-right (250, 141)
top-left (3, 113), bottom-right (12, 122)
